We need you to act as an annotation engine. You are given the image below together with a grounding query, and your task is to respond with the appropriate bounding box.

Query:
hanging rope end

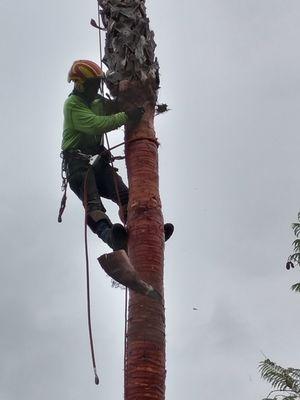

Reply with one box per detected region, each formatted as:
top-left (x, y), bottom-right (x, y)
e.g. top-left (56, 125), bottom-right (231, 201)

top-left (94, 369), bottom-right (100, 385)
top-left (57, 191), bottom-right (67, 223)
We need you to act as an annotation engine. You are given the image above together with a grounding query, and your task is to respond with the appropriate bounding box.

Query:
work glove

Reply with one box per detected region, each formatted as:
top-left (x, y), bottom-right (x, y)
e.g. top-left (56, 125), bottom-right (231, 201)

top-left (126, 107), bottom-right (145, 123)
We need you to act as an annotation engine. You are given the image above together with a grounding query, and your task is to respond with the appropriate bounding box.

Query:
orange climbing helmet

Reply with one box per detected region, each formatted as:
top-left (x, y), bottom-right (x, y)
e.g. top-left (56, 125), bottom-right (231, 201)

top-left (68, 60), bottom-right (105, 90)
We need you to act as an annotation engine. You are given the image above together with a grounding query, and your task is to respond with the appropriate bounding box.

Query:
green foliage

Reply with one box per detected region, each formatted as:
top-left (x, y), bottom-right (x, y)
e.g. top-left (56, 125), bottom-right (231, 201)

top-left (263, 397), bottom-right (298, 400)
top-left (291, 283), bottom-right (300, 293)
top-left (259, 359), bottom-right (300, 399)
top-left (292, 223), bottom-right (300, 238)
top-left (260, 213), bottom-right (300, 399)
top-left (287, 214), bottom-right (300, 271)
top-left (292, 240), bottom-right (300, 253)
top-left (290, 253), bottom-right (300, 264)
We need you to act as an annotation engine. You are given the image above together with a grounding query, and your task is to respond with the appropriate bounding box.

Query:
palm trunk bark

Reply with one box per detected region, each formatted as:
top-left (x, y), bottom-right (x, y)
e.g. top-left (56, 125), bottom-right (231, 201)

top-left (99, 1), bottom-right (166, 399)
top-left (124, 91), bottom-right (165, 400)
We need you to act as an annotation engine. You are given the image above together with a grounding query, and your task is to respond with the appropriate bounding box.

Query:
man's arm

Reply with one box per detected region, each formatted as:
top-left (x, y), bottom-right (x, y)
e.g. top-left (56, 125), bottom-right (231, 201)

top-left (71, 101), bottom-right (128, 135)
top-left (93, 94), bottom-right (120, 115)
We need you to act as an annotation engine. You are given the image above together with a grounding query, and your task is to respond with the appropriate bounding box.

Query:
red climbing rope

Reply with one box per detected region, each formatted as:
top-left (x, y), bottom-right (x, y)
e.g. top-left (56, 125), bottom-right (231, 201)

top-left (84, 6), bottom-right (130, 381)
top-left (124, 287), bottom-right (129, 397)
top-left (83, 168), bottom-right (100, 386)
top-left (104, 132), bottom-right (130, 396)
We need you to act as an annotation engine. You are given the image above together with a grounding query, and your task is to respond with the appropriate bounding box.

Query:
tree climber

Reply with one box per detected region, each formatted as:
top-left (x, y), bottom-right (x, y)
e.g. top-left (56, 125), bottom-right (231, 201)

top-left (61, 60), bottom-right (174, 251)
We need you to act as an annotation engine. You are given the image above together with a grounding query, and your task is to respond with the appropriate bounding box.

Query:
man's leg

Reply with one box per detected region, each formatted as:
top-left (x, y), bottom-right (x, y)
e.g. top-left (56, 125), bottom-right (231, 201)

top-left (93, 157), bottom-right (129, 221)
top-left (67, 158), bottom-right (126, 250)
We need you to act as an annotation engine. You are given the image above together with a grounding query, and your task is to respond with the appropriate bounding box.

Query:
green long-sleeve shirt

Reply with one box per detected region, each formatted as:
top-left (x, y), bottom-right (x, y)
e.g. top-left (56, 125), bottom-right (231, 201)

top-left (62, 94), bottom-right (128, 154)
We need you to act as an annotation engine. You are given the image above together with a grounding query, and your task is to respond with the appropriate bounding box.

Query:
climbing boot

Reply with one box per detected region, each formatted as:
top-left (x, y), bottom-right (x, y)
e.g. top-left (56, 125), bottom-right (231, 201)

top-left (164, 223), bottom-right (174, 242)
top-left (96, 221), bottom-right (127, 251)
top-left (110, 223), bottom-right (173, 246)
top-left (98, 250), bottom-right (162, 301)
top-left (111, 223), bottom-right (128, 251)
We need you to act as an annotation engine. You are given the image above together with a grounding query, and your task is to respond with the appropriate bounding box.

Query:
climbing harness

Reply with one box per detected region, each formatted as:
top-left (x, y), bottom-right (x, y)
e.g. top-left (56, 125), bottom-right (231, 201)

top-left (57, 134), bottom-right (158, 223)
top-left (57, 148), bottom-right (121, 223)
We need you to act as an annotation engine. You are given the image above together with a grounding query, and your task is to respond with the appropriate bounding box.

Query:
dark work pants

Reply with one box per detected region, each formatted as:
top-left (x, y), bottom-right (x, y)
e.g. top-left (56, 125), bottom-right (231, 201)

top-left (66, 155), bottom-right (129, 228)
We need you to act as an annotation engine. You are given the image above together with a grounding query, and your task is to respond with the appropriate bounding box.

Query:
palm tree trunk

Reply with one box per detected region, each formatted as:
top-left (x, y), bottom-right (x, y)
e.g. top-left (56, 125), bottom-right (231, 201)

top-left (99, 1), bottom-right (166, 399)
top-left (124, 91), bottom-right (165, 400)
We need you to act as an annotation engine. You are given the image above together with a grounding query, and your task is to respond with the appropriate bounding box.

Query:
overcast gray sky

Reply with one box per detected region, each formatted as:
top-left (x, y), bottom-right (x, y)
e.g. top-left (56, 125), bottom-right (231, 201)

top-left (1, 0), bottom-right (300, 399)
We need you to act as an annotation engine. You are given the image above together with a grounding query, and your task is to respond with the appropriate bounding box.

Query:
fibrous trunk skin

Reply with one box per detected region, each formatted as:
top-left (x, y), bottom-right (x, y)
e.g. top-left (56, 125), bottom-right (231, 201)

top-left (99, 1), bottom-right (165, 399)
top-left (123, 85), bottom-right (165, 400)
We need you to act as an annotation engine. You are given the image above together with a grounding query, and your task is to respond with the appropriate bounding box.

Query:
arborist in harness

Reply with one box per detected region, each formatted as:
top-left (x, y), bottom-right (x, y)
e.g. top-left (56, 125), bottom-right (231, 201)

top-left (61, 60), bottom-right (174, 251)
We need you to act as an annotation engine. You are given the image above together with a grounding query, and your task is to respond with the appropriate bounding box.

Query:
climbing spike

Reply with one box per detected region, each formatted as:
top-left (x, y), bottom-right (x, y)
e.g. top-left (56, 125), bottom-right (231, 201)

top-left (98, 250), bottom-right (162, 301)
